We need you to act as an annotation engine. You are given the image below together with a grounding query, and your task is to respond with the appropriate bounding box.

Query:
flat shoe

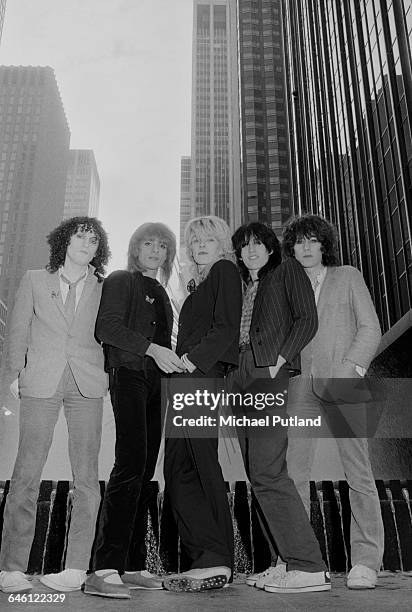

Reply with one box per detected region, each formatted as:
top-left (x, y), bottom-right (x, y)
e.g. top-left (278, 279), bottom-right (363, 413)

top-left (163, 574), bottom-right (227, 592)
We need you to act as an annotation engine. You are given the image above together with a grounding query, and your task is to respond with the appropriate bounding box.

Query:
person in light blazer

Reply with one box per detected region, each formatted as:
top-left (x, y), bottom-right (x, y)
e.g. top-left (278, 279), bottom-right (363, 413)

top-left (0, 217), bottom-right (110, 595)
top-left (229, 222), bottom-right (330, 595)
top-left (284, 214), bottom-right (384, 590)
top-left (162, 216), bottom-right (242, 593)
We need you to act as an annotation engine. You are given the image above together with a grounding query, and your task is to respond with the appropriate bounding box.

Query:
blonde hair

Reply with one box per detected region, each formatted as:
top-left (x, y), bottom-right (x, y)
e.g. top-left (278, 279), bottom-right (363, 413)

top-left (184, 215), bottom-right (235, 282)
top-left (127, 222), bottom-right (176, 286)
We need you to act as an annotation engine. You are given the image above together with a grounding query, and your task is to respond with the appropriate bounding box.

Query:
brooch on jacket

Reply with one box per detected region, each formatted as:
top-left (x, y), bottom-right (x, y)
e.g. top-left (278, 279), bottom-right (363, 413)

top-left (187, 279), bottom-right (197, 294)
top-left (51, 291), bottom-right (60, 299)
top-left (145, 295), bottom-right (155, 304)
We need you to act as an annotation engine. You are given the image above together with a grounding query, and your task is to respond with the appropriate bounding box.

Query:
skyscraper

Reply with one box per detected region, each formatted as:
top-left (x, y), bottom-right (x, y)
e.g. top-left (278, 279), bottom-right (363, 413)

top-left (190, 0), bottom-right (241, 229)
top-left (179, 156), bottom-right (191, 255)
top-left (0, 66), bottom-right (70, 316)
top-left (0, 1), bottom-right (6, 46)
top-left (63, 149), bottom-right (100, 219)
top-left (237, 0), bottom-right (291, 235)
top-left (282, 0), bottom-right (412, 365)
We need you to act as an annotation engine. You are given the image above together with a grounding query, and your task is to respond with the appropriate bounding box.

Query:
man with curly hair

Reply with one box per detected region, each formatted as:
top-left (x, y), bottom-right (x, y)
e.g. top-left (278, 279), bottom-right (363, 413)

top-left (283, 214), bottom-right (384, 591)
top-left (0, 216), bottom-right (110, 595)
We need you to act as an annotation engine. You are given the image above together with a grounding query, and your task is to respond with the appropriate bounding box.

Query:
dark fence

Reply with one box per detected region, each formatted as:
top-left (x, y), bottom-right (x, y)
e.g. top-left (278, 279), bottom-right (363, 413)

top-left (1, 480), bottom-right (411, 575)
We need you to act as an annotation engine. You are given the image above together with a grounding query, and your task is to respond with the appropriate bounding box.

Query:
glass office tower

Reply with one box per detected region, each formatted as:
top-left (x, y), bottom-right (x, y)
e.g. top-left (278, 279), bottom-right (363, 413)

top-left (282, 0), bottom-right (412, 357)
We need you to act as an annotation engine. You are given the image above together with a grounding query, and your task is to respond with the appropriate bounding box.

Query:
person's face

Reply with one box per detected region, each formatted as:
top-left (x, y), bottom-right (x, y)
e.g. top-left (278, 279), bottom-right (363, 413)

top-left (65, 228), bottom-right (99, 268)
top-left (137, 236), bottom-right (168, 272)
top-left (240, 235), bottom-right (271, 273)
top-left (293, 235), bottom-right (323, 269)
top-left (190, 232), bottom-right (222, 268)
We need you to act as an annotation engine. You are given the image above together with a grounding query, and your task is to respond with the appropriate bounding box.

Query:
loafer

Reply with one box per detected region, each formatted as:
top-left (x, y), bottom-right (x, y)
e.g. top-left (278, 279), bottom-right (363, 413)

top-left (121, 570), bottom-right (163, 590)
top-left (40, 569), bottom-right (86, 592)
top-left (347, 564), bottom-right (377, 589)
top-left (163, 566), bottom-right (230, 593)
top-left (83, 570), bottom-right (131, 599)
top-left (0, 571), bottom-right (32, 593)
top-left (264, 570), bottom-right (331, 593)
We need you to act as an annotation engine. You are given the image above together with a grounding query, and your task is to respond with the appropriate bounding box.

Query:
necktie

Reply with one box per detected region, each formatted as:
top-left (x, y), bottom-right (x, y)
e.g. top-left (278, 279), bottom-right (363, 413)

top-left (61, 273), bottom-right (86, 325)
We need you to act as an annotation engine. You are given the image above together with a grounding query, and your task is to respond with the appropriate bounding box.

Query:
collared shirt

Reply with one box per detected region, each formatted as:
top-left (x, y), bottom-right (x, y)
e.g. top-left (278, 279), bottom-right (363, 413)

top-left (311, 266), bottom-right (327, 304)
top-left (239, 279), bottom-right (259, 346)
top-left (58, 266), bottom-right (89, 309)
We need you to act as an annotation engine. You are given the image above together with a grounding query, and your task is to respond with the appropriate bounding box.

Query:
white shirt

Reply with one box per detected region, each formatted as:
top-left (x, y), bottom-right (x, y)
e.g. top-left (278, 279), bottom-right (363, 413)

top-left (58, 267), bottom-right (88, 309)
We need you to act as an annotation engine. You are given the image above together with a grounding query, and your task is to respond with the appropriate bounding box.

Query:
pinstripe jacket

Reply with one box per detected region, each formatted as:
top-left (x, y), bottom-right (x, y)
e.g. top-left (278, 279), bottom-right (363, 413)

top-left (250, 257), bottom-right (318, 370)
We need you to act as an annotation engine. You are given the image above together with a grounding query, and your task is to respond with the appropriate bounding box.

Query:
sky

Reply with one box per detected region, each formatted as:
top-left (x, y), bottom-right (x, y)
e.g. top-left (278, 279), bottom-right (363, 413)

top-left (0, 0), bottom-right (193, 271)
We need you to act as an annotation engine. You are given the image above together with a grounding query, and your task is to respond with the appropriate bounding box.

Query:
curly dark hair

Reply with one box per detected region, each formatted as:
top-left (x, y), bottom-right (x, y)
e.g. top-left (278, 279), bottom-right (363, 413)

top-left (282, 214), bottom-right (340, 266)
top-left (232, 222), bottom-right (282, 283)
top-left (46, 216), bottom-right (111, 278)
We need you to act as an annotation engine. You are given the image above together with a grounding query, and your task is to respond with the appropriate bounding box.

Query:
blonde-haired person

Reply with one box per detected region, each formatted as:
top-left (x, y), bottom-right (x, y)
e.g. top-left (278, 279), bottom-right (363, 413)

top-left (84, 223), bottom-right (185, 600)
top-left (163, 215), bottom-right (242, 593)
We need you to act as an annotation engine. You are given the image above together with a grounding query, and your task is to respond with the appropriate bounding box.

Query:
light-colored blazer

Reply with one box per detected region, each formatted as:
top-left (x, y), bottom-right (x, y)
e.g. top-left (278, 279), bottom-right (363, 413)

top-left (7, 268), bottom-right (108, 398)
top-left (300, 265), bottom-right (381, 380)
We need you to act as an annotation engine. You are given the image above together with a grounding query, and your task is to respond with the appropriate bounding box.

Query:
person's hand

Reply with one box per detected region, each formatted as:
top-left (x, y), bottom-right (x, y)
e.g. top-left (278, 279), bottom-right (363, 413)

top-left (182, 354), bottom-right (197, 373)
top-left (268, 364), bottom-right (281, 379)
top-left (10, 378), bottom-right (20, 400)
top-left (268, 354), bottom-right (286, 379)
top-left (146, 344), bottom-right (185, 373)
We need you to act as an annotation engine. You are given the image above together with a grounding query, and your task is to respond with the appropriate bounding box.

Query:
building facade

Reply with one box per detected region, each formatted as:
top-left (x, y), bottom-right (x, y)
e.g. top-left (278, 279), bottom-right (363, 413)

top-left (63, 149), bottom-right (100, 219)
top-left (0, 66), bottom-right (70, 316)
top-left (0, 1), bottom-right (6, 46)
top-left (282, 0), bottom-right (412, 360)
top-left (237, 0), bottom-right (291, 236)
top-left (179, 156), bottom-right (191, 255)
top-left (190, 0), bottom-right (241, 230)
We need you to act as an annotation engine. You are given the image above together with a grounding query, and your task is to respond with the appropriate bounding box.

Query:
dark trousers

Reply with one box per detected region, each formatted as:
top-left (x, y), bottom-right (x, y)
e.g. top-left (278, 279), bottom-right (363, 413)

top-left (92, 362), bottom-right (162, 573)
top-left (164, 366), bottom-right (234, 571)
top-left (228, 348), bottom-right (326, 572)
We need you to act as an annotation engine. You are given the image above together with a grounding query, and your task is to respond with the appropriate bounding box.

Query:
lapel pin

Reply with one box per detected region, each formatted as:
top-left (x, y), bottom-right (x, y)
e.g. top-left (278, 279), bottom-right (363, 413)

top-left (145, 295), bottom-right (154, 304)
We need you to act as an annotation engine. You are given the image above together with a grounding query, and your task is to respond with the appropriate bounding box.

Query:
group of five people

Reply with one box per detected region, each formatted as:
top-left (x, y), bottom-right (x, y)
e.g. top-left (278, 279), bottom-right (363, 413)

top-left (0, 212), bottom-right (383, 598)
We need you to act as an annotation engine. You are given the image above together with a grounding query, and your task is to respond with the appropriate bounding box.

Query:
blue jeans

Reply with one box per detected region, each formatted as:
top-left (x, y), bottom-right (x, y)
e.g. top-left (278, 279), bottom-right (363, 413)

top-left (287, 376), bottom-right (384, 571)
top-left (0, 365), bottom-right (103, 571)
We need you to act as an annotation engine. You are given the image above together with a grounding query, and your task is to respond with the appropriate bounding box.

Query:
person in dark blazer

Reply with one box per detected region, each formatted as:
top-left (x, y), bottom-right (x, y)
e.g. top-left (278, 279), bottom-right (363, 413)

top-left (163, 215), bottom-right (242, 593)
top-left (284, 214), bottom-right (384, 590)
top-left (229, 222), bottom-right (330, 595)
top-left (0, 217), bottom-right (110, 595)
top-left (84, 223), bottom-right (184, 600)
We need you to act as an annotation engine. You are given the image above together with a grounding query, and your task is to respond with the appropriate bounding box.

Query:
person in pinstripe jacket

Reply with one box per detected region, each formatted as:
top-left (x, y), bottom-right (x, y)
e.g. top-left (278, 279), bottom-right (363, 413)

top-left (229, 222), bottom-right (330, 595)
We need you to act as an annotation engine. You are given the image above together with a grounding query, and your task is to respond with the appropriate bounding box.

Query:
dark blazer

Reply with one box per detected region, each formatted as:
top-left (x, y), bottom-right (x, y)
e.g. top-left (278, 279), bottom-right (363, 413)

top-left (250, 257), bottom-right (318, 370)
top-left (177, 259), bottom-right (242, 374)
top-left (96, 270), bottom-right (173, 371)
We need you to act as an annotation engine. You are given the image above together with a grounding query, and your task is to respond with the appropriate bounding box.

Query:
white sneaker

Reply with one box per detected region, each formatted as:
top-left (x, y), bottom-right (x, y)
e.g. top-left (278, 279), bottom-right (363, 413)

top-left (347, 564), bottom-right (377, 589)
top-left (0, 571), bottom-right (32, 593)
top-left (40, 568), bottom-right (86, 592)
top-left (264, 570), bottom-right (331, 593)
top-left (246, 564), bottom-right (287, 589)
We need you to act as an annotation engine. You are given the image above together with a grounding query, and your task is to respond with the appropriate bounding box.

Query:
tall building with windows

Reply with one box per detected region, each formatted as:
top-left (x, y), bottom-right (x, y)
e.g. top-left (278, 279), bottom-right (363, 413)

top-left (0, 66), bottom-right (70, 316)
top-left (237, 0), bottom-right (291, 236)
top-left (282, 0), bottom-right (412, 368)
top-left (191, 0), bottom-right (241, 229)
top-left (63, 149), bottom-right (100, 219)
top-left (0, 1), bottom-right (6, 46)
top-left (179, 156), bottom-right (191, 255)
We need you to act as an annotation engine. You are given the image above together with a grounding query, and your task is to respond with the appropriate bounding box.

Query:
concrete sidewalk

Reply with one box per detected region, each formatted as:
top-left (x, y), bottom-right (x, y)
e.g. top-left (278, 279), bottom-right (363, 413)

top-left (1, 572), bottom-right (411, 612)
